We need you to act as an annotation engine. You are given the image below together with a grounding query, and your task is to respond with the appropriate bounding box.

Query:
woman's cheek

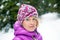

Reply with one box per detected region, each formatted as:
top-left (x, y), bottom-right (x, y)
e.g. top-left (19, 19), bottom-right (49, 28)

top-left (36, 20), bottom-right (38, 27)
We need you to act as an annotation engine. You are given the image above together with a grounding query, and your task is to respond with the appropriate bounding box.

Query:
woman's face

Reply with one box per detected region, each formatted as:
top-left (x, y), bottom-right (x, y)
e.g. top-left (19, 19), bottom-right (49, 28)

top-left (22, 16), bottom-right (38, 32)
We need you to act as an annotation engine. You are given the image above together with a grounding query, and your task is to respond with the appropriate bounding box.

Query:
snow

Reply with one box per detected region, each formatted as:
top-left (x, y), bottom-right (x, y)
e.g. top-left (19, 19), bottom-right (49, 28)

top-left (0, 12), bottom-right (60, 40)
top-left (0, 5), bottom-right (4, 9)
top-left (0, 28), bottom-right (14, 40)
top-left (16, 3), bottom-right (20, 6)
top-left (37, 12), bottom-right (60, 40)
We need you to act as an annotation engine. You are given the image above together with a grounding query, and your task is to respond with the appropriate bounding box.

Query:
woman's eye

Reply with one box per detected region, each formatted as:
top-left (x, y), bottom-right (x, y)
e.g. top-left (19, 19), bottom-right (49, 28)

top-left (26, 19), bottom-right (29, 21)
top-left (33, 18), bottom-right (36, 20)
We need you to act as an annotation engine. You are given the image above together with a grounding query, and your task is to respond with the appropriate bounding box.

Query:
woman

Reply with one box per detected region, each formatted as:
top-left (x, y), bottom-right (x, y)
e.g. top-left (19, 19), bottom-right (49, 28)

top-left (13, 4), bottom-right (42, 40)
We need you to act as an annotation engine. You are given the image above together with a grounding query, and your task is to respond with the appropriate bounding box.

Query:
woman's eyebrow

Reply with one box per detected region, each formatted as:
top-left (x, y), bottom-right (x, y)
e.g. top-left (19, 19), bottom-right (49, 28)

top-left (33, 16), bottom-right (38, 18)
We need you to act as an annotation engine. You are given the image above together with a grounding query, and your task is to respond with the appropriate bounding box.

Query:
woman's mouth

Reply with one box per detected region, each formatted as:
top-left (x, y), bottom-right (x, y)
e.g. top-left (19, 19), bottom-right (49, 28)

top-left (29, 25), bottom-right (34, 27)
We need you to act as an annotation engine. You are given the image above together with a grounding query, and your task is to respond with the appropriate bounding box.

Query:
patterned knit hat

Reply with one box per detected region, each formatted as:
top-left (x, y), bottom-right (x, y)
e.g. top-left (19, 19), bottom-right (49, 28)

top-left (17, 4), bottom-right (38, 25)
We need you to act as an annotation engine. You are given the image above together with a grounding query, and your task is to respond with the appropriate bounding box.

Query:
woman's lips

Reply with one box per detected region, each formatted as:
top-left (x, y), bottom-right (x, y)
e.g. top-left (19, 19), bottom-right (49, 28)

top-left (29, 25), bottom-right (34, 27)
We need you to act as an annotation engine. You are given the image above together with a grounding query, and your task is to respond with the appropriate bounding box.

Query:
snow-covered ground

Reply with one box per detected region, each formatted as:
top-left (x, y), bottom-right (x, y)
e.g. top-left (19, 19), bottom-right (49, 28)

top-left (37, 12), bottom-right (60, 40)
top-left (0, 28), bottom-right (14, 40)
top-left (0, 12), bottom-right (60, 40)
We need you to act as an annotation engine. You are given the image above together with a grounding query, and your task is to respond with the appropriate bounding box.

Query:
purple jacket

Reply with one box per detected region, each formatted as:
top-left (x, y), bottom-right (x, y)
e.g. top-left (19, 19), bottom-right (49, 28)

top-left (13, 21), bottom-right (42, 40)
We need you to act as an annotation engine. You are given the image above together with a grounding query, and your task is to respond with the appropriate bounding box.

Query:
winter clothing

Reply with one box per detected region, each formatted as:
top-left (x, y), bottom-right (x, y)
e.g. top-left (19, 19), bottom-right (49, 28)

top-left (13, 4), bottom-right (42, 40)
top-left (17, 4), bottom-right (38, 25)
top-left (13, 21), bottom-right (42, 40)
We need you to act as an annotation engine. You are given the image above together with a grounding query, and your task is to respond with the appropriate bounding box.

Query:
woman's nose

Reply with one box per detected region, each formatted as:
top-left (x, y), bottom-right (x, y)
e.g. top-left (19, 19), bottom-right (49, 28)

top-left (30, 20), bottom-right (34, 25)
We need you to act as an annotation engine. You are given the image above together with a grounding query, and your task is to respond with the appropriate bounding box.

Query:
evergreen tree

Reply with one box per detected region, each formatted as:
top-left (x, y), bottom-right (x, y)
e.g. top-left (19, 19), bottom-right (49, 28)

top-left (0, 0), bottom-right (60, 30)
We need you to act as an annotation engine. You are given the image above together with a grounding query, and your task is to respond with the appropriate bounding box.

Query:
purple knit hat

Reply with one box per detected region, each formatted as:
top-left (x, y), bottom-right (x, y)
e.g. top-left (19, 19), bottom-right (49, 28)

top-left (17, 4), bottom-right (38, 25)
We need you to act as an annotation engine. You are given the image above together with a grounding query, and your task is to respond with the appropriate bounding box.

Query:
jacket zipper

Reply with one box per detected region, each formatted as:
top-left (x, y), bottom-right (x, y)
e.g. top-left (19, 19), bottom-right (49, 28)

top-left (32, 36), bottom-right (37, 40)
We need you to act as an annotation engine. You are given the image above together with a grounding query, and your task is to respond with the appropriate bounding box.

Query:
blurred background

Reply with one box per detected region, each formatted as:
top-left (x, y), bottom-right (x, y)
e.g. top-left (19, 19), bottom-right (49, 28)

top-left (0, 0), bottom-right (60, 40)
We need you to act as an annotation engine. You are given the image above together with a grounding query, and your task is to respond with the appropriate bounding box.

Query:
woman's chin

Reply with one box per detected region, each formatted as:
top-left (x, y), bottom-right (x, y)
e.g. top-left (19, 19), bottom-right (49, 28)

top-left (26, 28), bottom-right (36, 32)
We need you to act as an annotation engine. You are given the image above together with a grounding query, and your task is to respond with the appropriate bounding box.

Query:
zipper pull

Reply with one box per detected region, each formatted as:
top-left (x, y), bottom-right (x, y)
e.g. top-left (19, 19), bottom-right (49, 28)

top-left (32, 36), bottom-right (37, 40)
